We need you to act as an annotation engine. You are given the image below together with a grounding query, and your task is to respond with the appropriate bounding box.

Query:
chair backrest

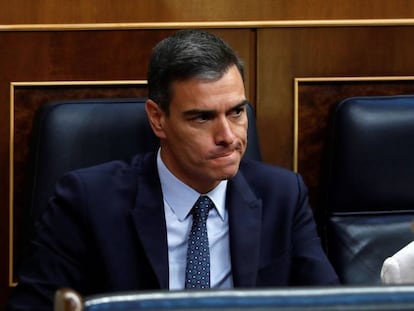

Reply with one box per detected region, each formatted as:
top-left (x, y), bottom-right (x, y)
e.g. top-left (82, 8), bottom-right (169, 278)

top-left (27, 98), bottom-right (261, 221)
top-left (320, 95), bottom-right (414, 284)
top-left (54, 286), bottom-right (414, 311)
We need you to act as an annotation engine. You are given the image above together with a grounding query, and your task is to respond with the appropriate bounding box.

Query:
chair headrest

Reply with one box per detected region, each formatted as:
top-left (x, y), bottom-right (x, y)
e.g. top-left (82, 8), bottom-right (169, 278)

top-left (324, 95), bottom-right (414, 214)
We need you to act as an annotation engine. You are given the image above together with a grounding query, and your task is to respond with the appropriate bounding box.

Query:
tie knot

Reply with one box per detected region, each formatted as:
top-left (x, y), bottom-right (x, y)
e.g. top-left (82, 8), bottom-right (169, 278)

top-left (192, 195), bottom-right (213, 221)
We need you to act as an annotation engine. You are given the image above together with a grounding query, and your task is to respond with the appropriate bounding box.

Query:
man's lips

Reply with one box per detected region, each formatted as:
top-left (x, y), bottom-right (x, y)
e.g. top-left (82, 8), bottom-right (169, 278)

top-left (210, 148), bottom-right (240, 159)
top-left (209, 142), bottom-right (244, 159)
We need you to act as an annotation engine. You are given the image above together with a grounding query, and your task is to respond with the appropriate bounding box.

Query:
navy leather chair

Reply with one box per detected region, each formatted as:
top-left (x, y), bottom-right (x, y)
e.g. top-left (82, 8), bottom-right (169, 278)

top-left (55, 286), bottom-right (414, 311)
top-left (26, 98), bottom-right (261, 222)
top-left (320, 95), bottom-right (414, 284)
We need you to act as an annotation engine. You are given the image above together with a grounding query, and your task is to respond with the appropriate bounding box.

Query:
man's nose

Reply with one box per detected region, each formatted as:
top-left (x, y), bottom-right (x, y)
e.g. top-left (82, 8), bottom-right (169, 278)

top-left (214, 117), bottom-right (236, 145)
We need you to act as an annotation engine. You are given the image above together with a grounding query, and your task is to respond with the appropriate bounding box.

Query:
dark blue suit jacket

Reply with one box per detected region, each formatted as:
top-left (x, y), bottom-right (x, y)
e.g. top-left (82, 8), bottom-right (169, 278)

top-left (8, 152), bottom-right (338, 310)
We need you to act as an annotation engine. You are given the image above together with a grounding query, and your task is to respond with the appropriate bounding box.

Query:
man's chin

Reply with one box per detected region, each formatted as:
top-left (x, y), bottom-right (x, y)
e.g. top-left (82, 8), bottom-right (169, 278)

top-left (215, 164), bottom-right (241, 180)
top-left (218, 173), bottom-right (237, 181)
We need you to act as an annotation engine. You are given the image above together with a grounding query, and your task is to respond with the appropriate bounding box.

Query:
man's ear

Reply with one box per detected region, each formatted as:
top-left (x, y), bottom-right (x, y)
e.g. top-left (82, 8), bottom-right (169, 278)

top-left (145, 99), bottom-right (167, 139)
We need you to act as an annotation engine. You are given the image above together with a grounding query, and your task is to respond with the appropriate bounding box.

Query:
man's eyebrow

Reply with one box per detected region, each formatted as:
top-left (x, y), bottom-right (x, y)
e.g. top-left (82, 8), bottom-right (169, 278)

top-left (182, 108), bottom-right (215, 118)
top-left (182, 100), bottom-right (248, 117)
top-left (230, 100), bottom-right (248, 111)
top-left (224, 100), bottom-right (248, 114)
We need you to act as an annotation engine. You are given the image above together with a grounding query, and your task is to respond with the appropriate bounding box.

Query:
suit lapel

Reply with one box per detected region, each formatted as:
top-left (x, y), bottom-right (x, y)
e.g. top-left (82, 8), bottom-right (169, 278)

top-left (227, 170), bottom-right (262, 287)
top-left (129, 153), bottom-right (169, 289)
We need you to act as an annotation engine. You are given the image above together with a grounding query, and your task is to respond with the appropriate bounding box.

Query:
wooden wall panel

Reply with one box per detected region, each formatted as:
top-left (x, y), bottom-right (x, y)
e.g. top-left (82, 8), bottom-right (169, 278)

top-left (257, 26), bottom-right (414, 169)
top-left (2, 0), bottom-right (414, 24)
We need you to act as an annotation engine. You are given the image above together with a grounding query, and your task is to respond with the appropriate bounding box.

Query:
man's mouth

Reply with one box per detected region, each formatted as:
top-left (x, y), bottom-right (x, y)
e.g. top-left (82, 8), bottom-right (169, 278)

top-left (209, 142), bottom-right (243, 160)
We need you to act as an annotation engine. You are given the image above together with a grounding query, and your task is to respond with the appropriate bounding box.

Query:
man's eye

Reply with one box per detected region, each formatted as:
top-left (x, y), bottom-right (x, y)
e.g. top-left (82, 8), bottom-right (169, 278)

top-left (194, 114), bottom-right (210, 122)
top-left (231, 107), bottom-right (245, 117)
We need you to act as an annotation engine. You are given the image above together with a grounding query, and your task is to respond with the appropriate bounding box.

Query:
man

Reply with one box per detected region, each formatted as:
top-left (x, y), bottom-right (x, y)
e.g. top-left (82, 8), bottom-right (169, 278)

top-left (8, 29), bottom-right (338, 310)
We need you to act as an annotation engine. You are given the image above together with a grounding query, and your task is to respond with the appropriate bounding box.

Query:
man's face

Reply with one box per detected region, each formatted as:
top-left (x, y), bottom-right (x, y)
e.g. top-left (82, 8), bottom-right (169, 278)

top-left (146, 65), bottom-right (248, 193)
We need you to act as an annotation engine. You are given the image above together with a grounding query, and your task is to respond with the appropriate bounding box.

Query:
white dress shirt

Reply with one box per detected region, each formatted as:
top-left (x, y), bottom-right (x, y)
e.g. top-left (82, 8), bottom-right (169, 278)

top-left (157, 150), bottom-right (233, 289)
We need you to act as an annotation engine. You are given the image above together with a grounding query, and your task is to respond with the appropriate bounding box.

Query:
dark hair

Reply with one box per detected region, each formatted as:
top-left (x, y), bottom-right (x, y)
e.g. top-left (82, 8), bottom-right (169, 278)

top-left (147, 29), bottom-right (244, 113)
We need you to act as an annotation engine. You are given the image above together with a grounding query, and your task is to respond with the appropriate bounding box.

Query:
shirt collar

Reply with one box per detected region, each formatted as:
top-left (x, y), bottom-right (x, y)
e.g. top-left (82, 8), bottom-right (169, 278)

top-left (157, 149), bottom-right (227, 221)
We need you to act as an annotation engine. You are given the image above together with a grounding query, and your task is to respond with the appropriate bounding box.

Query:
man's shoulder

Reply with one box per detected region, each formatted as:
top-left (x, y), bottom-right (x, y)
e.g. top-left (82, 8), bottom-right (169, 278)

top-left (71, 152), bottom-right (156, 176)
top-left (53, 152), bottom-right (159, 208)
top-left (60, 152), bottom-right (157, 189)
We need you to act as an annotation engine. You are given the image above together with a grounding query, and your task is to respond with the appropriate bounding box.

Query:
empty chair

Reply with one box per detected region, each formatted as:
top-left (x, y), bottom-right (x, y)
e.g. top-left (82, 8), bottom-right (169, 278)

top-left (319, 95), bottom-right (414, 284)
